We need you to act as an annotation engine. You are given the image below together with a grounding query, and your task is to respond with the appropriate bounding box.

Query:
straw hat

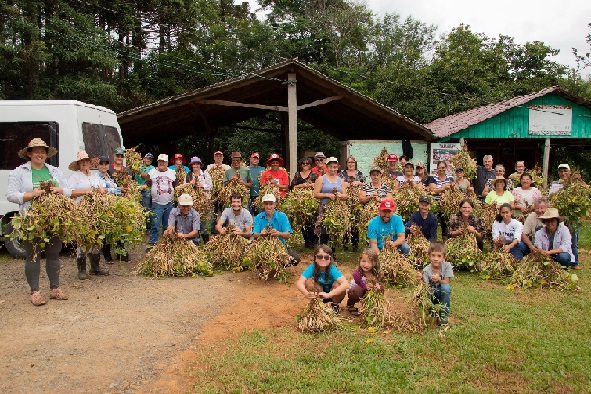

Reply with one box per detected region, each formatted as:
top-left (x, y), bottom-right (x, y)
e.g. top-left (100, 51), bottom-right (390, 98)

top-left (18, 138), bottom-right (58, 160)
top-left (69, 150), bottom-right (98, 171)
top-left (492, 176), bottom-right (508, 187)
top-left (537, 208), bottom-right (564, 223)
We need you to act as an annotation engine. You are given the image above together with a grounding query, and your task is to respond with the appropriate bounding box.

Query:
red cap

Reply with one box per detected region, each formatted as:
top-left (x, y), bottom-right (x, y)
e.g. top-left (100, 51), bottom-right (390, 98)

top-left (172, 153), bottom-right (186, 164)
top-left (214, 151), bottom-right (223, 156)
top-left (386, 154), bottom-right (398, 162)
top-left (251, 152), bottom-right (260, 158)
top-left (379, 199), bottom-right (395, 211)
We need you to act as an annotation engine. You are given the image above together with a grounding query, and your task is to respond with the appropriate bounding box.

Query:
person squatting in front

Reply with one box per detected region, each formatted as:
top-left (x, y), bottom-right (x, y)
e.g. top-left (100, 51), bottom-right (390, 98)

top-left (346, 248), bottom-right (384, 315)
top-left (165, 193), bottom-right (201, 245)
top-left (416, 242), bottom-right (454, 326)
top-left (296, 244), bottom-right (349, 313)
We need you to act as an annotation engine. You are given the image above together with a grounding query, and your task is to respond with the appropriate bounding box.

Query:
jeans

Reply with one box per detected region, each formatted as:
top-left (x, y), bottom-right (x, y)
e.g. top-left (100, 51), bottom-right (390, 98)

top-left (399, 243), bottom-right (410, 256)
top-left (509, 242), bottom-right (528, 261)
top-left (150, 202), bottom-right (173, 245)
top-left (141, 190), bottom-right (152, 229)
top-left (431, 283), bottom-right (451, 316)
top-left (552, 252), bottom-right (573, 267)
top-left (571, 227), bottom-right (579, 266)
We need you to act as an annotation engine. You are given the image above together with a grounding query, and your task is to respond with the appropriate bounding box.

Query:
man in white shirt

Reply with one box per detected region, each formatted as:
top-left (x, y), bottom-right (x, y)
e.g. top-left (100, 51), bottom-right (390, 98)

top-left (145, 154), bottom-right (176, 248)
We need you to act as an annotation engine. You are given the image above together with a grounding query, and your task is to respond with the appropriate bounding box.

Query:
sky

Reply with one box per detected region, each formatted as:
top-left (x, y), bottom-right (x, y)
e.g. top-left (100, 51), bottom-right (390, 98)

top-left (366, 0), bottom-right (590, 76)
top-left (239, 0), bottom-right (591, 77)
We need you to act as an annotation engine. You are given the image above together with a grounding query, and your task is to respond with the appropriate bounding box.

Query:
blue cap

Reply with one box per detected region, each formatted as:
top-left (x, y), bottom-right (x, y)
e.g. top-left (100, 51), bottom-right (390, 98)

top-left (144, 153), bottom-right (153, 159)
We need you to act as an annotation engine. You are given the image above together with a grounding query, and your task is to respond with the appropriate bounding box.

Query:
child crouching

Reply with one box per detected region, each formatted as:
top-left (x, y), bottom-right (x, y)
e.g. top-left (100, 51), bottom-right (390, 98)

top-left (296, 244), bottom-right (349, 313)
top-left (347, 248), bottom-right (384, 315)
top-left (416, 242), bottom-right (454, 326)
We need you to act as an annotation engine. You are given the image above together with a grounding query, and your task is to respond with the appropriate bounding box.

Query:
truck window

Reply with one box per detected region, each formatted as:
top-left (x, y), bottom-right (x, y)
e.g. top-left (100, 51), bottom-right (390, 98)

top-left (82, 123), bottom-right (122, 161)
top-left (0, 122), bottom-right (59, 169)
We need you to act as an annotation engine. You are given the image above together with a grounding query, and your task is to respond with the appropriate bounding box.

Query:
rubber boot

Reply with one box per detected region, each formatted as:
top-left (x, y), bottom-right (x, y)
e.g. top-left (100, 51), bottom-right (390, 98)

top-left (102, 244), bottom-right (114, 264)
top-left (201, 234), bottom-right (210, 244)
top-left (77, 254), bottom-right (89, 280)
top-left (89, 254), bottom-right (109, 276)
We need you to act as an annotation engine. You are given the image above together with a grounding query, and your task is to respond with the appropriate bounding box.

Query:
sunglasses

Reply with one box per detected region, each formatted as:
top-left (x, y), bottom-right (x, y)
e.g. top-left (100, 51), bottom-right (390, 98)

top-left (315, 254), bottom-right (331, 260)
top-left (302, 162), bottom-right (311, 165)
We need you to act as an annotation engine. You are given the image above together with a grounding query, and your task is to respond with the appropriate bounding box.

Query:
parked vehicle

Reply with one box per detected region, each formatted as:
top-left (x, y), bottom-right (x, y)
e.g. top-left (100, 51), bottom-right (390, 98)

top-left (0, 100), bottom-right (123, 258)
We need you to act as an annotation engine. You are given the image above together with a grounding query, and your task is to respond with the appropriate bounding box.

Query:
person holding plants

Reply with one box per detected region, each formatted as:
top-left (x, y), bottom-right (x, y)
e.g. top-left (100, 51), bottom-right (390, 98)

top-left (314, 157), bottom-right (348, 245)
top-left (136, 153), bottom-right (154, 229)
top-left (396, 162), bottom-right (421, 187)
top-left (144, 154), bottom-right (177, 250)
top-left (311, 152), bottom-right (327, 176)
top-left (346, 248), bottom-right (384, 315)
top-left (492, 203), bottom-right (527, 261)
top-left (338, 156), bottom-right (365, 186)
top-left (290, 157), bottom-right (319, 247)
top-left (533, 208), bottom-right (575, 268)
top-left (97, 155), bottom-right (126, 263)
top-left (214, 193), bottom-right (253, 238)
top-left (223, 151), bottom-right (252, 187)
top-left (405, 196), bottom-right (438, 242)
top-left (67, 150), bottom-right (109, 279)
top-left (185, 156), bottom-right (212, 194)
top-left (358, 167), bottom-right (392, 203)
top-left (454, 168), bottom-right (473, 193)
top-left (485, 176), bottom-right (515, 208)
top-left (6, 138), bottom-right (72, 305)
top-left (367, 199), bottom-right (410, 255)
top-left (165, 193), bottom-right (200, 246)
top-left (512, 172), bottom-right (541, 216)
top-left (296, 244), bottom-right (349, 314)
top-left (253, 193), bottom-right (300, 264)
top-left (416, 242), bottom-right (454, 326)
top-left (482, 164), bottom-right (514, 197)
top-left (415, 161), bottom-right (432, 188)
top-left (248, 152), bottom-right (266, 216)
top-left (429, 161), bottom-right (455, 238)
top-left (260, 153), bottom-right (289, 197)
top-left (448, 198), bottom-right (484, 250)
top-left (168, 153), bottom-right (189, 172)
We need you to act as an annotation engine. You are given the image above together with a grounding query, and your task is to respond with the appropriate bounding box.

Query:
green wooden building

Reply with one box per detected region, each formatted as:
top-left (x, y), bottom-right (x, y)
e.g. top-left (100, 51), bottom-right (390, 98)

top-left (425, 86), bottom-right (591, 180)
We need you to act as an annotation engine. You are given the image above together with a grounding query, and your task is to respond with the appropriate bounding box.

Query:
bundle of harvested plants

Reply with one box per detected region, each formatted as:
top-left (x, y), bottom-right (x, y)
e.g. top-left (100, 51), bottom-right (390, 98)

top-left (203, 225), bottom-right (251, 271)
top-left (124, 147), bottom-right (142, 173)
top-left (379, 245), bottom-right (416, 288)
top-left (207, 166), bottom-right (225, 203)
top-left (253, 183), bottom-right (281, 211)
top-left (451, 143), bottom-right (477, 180)
top-left (245, 233), bottom-right (294, 281)
top-left (359, 289), bottom-right (392, 328)
top-left (296, 298), bottom-right (346, 332)
top-left (278, 187), bottom-right (319, 230)
top-left (174, 183), bottom-right (213, 224)
top-left (476, 202), bottom-right (498, 238)
top-left (136, 232), bottom-right (212, 277)
top-left (392, 184), bottom-right (427, 221)
top-left (217, 177), bottom-right (249, 208)
top-left (175, 167), bottom-right (187, 186)
top-left (477, 252), bottom-right (517, 280)
top-left (445, 231), bottom-right (481, 271)
top-left (509, 248), bottom-right (579, 291)
top-left (10, 181), bottom-right (77, 247)
top-left (372, 147), bottom-right (389, 172)
top-left (322, 189), bottom-right (351, 246)
top-left (549, 174), bottom-right (591, 227)
top-left (406, 225), bottom-right (431, 269)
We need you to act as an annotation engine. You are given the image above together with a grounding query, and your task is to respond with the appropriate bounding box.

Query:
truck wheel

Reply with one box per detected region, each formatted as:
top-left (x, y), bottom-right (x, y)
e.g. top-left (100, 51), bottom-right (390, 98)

top-left (3, 221), bottom-right (28, 259)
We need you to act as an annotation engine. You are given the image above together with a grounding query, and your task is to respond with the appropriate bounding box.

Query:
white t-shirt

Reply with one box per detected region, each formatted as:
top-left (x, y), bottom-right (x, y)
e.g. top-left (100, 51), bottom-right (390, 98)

top-left (149, 168), bottom-right (176, 205)
top-left (492, 219), bottom-right (523, 243)
top-left (219, 207), bottom-right (253, 232)
top-left (67, 171), bottom-right (106, 203)
top-left (206, 163), bottom-right (230, 171)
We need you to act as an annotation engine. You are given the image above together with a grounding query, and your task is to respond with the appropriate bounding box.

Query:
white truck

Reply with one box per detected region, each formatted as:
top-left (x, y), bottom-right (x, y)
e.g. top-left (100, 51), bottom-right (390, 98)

top-left (0, 100), bottom-right (124, 258)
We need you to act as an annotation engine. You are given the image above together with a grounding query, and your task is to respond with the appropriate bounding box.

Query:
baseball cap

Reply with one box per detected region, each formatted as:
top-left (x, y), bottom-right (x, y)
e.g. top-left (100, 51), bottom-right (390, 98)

top-left (113, 147), bottom-right (125, 155)
top-left (455, 167), bottom-right (464, 173)
top-left (419, 196), bottom-right (431, 204)
top-left (157, 154), bottom-right (168, 162)
top-left (178, 194), bottom-right (193, 206)
top-left (558, 164), bottom-right (570, 170)
top-left (144, 153), bottom-right (153, 159)
top-left (251, 152), bottom-right (260, 158)
top-left (387, 154), bottom-right (398, 162)
top-left (214, 151), bottom-right (223, 156)
top-left (314, 152), bottom-right (326, 159)
top-left (98, 155), bottom-right (110, 164)
top-left (369, 166), bottom-right (382, 174)
top-left (415, 161), bottom-right (425, 168)
top-left (261, 194), bottom-right (276, 203)
top-left (379, 199), bottom-right (395, 211)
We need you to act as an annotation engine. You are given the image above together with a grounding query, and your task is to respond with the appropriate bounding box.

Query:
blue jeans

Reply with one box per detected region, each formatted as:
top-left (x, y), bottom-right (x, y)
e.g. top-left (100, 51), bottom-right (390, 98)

top-left (571, 227), bottom-right (579, 266)
top-left (150, 202), bottom-right (173, 245)
top-left (509, 242), bottom-right (528, 261)
top-left (141, 190), bottom-right (152, 229)
top-left (399, 243), bottom-right (410, 257)
top-left (552, 252), bottom-right (573, 267)
top-left (431, 283), bottom-right (451, 316)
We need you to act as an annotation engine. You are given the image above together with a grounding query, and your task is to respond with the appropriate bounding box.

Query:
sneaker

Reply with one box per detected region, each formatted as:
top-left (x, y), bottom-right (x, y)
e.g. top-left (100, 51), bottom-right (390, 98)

top-left (49, 288), bottom-right (69, 300)
top-left (571, 265), bottom-right (582, 270)
top-left (31, 291), bottom-right (47, 306)
top-left (438, 315), bottom-right (449, 326)
top-left (331, 302), bottom-right (341, 314)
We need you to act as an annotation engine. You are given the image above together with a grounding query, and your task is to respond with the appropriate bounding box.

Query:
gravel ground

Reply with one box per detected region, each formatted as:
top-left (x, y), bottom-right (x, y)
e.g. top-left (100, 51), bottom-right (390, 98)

top-left (0, 248), bottom-right (242, 394)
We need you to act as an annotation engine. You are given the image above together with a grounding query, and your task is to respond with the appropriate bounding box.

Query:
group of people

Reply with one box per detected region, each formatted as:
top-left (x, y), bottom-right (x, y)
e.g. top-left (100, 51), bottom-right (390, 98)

top-left (6, 138), bottom-right (581, 312)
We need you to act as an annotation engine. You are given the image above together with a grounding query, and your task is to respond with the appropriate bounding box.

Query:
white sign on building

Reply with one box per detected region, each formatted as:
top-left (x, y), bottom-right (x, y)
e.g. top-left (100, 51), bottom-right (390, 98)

top-left (529, 105), bottom-right (572, 136)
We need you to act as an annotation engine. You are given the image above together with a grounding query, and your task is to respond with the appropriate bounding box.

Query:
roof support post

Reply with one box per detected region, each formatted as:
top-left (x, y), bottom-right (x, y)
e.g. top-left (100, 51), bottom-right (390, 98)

top-left (287, 73), bottom-right (298, 176)
top-left (542, 138), bottom-right (551, 187)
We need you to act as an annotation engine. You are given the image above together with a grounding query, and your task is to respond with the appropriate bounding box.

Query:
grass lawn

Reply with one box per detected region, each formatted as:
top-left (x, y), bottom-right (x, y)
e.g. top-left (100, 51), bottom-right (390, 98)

top-left (191, 225), bottom-right (591, 393)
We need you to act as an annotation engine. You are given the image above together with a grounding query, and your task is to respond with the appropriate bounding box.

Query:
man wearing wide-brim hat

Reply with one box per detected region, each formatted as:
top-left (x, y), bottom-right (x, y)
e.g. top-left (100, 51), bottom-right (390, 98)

top-left (533, 208), bottom-right (576, 269)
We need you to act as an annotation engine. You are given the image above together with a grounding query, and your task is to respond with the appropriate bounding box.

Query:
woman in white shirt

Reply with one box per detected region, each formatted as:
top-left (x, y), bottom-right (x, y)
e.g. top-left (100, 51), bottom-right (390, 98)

top-left (492, 203), bottom-right (527, 261)
top-left (512, 172), bottom-right (541, 216)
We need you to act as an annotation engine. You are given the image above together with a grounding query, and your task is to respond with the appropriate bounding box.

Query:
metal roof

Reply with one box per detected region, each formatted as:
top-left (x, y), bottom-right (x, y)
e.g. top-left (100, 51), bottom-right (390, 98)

top-left (118, 59), bottom-right (433, 146)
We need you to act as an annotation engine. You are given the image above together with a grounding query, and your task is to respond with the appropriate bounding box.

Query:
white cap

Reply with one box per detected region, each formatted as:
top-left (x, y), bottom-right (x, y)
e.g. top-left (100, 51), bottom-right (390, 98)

top-left (261, 194), bottom-right (276, 203)
top-left (178, 194), bottom-right (193, 206)
top-left (558, 163), bottom-right (570, 170)
top-left (326, 157), bottom-right (338, 164)
top-left (157, 153), bottom-right (168, 162)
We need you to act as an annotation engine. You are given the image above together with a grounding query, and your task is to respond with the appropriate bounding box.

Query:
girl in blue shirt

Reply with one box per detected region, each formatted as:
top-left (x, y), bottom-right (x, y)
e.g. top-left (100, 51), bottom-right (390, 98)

top-left (296, 244), bottom-right (349, 313)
